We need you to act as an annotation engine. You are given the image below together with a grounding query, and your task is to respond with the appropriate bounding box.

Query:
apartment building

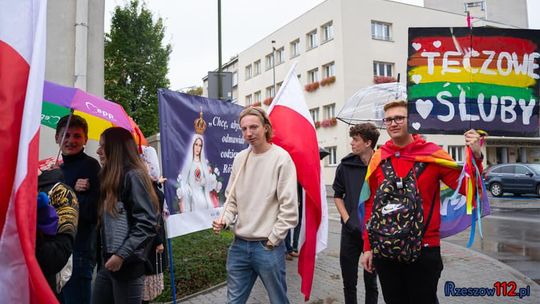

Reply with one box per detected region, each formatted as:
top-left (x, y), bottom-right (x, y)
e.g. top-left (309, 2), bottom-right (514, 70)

top-left (209, 0), bottom-right (539, 184)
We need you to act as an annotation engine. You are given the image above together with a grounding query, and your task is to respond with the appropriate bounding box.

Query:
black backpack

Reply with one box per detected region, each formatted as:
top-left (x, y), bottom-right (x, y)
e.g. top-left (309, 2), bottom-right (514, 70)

top-left (367, 159), bottom-right (435, 263)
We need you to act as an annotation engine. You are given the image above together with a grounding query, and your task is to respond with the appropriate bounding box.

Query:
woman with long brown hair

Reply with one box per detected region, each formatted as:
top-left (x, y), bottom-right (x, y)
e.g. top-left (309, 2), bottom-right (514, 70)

top-left (92, 127), bottom-right (159, 304)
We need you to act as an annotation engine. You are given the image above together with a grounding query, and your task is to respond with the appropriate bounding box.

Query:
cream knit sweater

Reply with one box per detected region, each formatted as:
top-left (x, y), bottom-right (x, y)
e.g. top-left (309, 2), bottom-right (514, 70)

top-left (223, 145), bottom-right (298, 245)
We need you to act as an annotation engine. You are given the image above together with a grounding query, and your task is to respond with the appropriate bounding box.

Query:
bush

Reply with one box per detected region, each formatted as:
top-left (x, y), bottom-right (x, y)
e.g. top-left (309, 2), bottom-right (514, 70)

top-left (154, 229), bottom-right (234, 301)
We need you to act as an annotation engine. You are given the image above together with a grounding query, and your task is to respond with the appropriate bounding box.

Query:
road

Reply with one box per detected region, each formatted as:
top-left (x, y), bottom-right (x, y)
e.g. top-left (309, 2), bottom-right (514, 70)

top-left (445, 194), bottom-right (540, 285)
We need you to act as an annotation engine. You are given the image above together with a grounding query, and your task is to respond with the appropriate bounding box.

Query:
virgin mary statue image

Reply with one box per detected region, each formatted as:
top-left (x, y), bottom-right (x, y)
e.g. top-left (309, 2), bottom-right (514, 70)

top-left (176, 110), bottom-right (214, 212)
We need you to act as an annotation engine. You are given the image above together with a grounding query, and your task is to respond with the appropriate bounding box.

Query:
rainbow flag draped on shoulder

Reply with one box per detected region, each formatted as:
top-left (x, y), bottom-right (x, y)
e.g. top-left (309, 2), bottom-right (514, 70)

top-left (358, 135), bottom-right (490, 245)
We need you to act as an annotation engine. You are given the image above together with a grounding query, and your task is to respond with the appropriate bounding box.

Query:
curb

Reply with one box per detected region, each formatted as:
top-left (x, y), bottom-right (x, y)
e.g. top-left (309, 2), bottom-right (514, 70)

top-left (489, 202), bottom-right (540, 209)
top-left (157, 281), bottom-right (227, 304)
top-left (441, 240), bottom-right (540, 288)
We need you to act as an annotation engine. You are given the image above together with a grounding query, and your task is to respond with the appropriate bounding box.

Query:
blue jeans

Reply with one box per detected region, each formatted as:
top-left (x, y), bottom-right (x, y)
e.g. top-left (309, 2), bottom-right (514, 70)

top-left (226, 238), bottom-right (289, 304)
top-left (91, 268), bottom-right (144, 304)
top-left (60, 256), bottom-right (95, 304)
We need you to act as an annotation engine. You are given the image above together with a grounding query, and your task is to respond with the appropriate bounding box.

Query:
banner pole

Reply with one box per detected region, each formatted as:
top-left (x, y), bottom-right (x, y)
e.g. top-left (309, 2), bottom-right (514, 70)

top-left (167, 237), bottom-right (177, 304)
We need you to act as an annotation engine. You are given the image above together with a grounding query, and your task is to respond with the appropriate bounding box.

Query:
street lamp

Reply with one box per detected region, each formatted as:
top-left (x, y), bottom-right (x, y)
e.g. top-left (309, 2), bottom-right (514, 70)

top-left (271, 40), bottom-right (276, 99)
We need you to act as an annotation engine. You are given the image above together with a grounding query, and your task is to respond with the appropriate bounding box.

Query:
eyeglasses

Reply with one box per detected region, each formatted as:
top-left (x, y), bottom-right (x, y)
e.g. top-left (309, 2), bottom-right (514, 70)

top-left (382, 116), bottom-right (406, 126)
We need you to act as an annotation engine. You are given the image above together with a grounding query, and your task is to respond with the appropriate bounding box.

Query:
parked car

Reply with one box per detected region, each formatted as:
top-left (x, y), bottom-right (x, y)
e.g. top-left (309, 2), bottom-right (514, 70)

top-left (484, 163), bottom-right (540, 197)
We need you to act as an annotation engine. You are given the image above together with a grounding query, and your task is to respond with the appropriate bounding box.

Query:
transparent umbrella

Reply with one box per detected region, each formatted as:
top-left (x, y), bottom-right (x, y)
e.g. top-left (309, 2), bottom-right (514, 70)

top-left (337, 82), bottom-right (407, 126)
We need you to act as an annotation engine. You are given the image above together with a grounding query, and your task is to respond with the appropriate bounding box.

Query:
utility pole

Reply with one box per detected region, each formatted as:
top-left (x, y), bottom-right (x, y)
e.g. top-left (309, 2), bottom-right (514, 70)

top-left (271, 40), bottom-right (276, 98)
top-left (217, 0), bottom-right (222, 100)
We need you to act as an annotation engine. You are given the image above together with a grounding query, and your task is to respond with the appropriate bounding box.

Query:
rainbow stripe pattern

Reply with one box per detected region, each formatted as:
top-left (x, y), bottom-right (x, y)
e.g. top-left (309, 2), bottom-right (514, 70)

top-left (358, 136), bottom-right (490, 242)
top-left (407, 27), bottom-right (540, 136)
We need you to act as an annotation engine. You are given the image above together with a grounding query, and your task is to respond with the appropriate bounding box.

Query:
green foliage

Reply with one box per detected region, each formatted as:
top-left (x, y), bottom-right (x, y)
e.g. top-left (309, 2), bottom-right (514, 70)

top-left (185, 86), bottom-right (203, 96)
top-left (105, 0), bottom-right (171, 136)
top-left (155, 229), bottom-right (234, 301)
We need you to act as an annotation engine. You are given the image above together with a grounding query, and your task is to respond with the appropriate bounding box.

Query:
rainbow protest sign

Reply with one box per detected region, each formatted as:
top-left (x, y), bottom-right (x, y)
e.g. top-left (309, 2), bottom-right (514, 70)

top-left (407, 27), bottom-right (540, 136)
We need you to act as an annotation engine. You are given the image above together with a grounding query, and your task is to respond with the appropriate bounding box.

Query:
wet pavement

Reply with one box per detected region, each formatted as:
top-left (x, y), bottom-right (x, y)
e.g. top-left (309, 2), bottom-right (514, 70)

top-left (445, 195), bottom-right (540, 285)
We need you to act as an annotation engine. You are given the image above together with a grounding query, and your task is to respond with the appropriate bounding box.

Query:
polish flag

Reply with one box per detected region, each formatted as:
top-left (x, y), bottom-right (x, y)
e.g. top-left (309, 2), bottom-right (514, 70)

top-left (268, 63), bottom-right (328, 300)
top-left (0, 1), bottom-right (53, 303)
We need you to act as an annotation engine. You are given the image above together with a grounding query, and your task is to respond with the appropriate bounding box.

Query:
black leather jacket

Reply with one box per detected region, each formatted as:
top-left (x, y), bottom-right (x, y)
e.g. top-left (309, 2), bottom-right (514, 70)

top-left (100, 169), bottom-right (158, 279)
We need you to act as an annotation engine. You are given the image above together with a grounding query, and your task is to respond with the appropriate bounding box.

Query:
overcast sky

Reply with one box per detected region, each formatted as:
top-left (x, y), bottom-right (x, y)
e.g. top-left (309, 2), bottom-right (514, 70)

top-left (104, 0), bottom-right (540, 90)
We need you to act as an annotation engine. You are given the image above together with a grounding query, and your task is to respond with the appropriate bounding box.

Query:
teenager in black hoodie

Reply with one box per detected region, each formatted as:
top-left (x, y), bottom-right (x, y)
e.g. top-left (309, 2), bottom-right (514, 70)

top-left (55, 115), bottom-right (101, 304)
top-left (332, 123), bottom-right (380, 304)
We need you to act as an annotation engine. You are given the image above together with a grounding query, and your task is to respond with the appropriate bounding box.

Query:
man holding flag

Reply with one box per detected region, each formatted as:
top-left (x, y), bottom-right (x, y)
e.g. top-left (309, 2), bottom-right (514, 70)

top-left (267, 63), bottom-right (328, 301)
top-left (213, 107), bottom-right (298, 304)
top-left (360, 100), bottom-right (484, 303)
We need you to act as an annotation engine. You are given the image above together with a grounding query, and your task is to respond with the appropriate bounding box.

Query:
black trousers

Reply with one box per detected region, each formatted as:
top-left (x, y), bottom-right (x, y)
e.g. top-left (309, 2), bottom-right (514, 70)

top-left (373, 246), bottom-right (443, 304)
top-left (340, 226), bottom-right (379, 304)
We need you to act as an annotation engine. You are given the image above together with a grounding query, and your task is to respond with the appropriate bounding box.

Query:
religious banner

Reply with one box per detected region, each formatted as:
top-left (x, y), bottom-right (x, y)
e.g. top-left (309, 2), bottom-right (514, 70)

top-left (407, 27), bottom-right (540, 136)
top-left (158, 90), bottom-right (247, 237)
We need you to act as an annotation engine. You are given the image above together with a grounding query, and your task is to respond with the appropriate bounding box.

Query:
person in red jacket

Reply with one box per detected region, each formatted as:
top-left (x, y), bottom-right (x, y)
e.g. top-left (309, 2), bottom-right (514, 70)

top-left (360, 100), bottom-right (483, 304)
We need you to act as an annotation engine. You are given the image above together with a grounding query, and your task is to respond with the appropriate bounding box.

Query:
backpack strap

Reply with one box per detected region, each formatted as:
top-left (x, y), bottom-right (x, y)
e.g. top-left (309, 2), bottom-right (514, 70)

top-left (380, 159), bottom-right (396, 180)
top-left (408, 161), bottom-right (428, 179)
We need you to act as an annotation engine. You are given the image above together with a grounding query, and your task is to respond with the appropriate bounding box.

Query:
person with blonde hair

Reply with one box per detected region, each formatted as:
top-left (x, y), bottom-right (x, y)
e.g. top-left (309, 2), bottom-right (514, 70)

top-left (213, 107), bottom-right (298, 304)
top-left (360, 100), bottom-right (483, 304)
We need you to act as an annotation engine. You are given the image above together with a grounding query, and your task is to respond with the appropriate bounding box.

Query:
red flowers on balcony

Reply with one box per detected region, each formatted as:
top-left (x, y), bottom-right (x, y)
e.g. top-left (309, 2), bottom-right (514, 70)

top-left (263, 97), bottom-right (273, 106)
top-left (373, 76), bottom-right (397, 84)
top-left (321, 117), bottom-right (337, 128)
top-left (320, 76), bottom-right (336, 86)
top-left (304, 82), bottom-right (320, 92)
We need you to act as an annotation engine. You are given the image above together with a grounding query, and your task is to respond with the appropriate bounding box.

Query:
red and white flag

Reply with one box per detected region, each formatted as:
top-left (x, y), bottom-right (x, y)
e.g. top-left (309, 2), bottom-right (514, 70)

top-left (268, 63), bottom-right (328, 300)
top-left (0, 1), bottom-right (52, 303)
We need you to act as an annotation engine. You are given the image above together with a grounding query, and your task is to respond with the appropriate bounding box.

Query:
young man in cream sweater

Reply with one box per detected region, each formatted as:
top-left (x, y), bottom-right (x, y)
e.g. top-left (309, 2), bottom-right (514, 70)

top-left (213, 107), bottom-right (298, 304)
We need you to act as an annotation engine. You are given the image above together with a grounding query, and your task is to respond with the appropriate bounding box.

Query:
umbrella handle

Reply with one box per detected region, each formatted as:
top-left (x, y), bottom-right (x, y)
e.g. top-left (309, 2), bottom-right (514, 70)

top-left (55, 110), bottom-right (74, 166)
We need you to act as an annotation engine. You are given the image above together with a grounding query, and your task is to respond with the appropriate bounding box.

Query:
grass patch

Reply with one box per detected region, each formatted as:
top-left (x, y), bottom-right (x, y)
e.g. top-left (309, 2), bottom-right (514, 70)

top-left (154, 229), bottom-right (234, 302)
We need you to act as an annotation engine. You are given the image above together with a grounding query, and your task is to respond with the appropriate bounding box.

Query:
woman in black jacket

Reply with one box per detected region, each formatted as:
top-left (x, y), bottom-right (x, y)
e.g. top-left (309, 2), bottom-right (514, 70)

top-left (92, 127), bottom-right (159, 304)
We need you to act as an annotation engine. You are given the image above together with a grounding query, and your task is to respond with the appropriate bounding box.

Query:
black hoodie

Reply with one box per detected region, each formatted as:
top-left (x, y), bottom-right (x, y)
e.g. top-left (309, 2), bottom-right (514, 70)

top-left (332, 153), bottom-right (368, 232)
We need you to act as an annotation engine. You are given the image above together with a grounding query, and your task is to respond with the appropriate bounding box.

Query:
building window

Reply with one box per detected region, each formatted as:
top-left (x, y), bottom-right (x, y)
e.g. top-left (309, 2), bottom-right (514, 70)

top-left (306, 30), bottom-right (318, 50)
top-left (265, 53), bottom-right (274, 70)
top-left (245, 64), bottom-right (252, 80)
top-left (325, 146), bottom-right (337, 166)
top-left (245, 94), bottom-right (252, 105)
top-left (322, 62), bottom-right (336, 78)
top-left (371, 21), bottom-right (392, 41)
top-left (290, 39), bottom-right (300, 58)
top-left (232, 72), bottom-right (238, 86)
top-left (373, 61), bottom-right (393, 77)
top-left (323, 103), bottom-right (336, 119)
top-left (321, 21), bottom-right (334, 42)
top-left (275, 47), bottom-right (285, 65)
top-left (266, 86), bottom-right (275, 98)
top-left (309, 107), bottom-right (320, 122)
top-left (253, 60), bottom-right (261, 76)
top-left (276, 81), bottom-right (283, 92)
top-left (448, 146), bottom-right (464, 163)
top-left (254, 91), bottom-right (261, 102)
top-left (307, 68), bottom-right (319, 83)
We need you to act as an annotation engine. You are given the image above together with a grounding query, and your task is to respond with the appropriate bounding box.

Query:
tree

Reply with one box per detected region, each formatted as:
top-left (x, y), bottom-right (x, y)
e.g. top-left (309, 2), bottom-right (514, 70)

top-left (105, 0), bottom-right (171, 136)
top-left (185, 86), bottom-right (203, 96)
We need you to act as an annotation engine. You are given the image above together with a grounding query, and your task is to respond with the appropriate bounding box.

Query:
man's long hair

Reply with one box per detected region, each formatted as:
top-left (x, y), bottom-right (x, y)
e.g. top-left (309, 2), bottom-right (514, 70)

top-left (99, 127), bottom-right (159, 217)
